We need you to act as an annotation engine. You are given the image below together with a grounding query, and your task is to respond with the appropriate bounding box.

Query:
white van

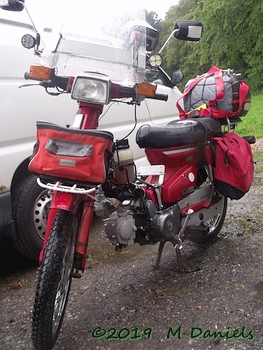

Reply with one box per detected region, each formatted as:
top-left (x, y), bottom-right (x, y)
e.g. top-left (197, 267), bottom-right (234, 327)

top-left (0, 5), bottom-right (181, 260)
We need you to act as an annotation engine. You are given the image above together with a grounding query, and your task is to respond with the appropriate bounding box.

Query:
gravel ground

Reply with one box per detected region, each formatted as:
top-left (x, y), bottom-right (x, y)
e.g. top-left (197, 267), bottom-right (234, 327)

top-left (0, 141), bottom-right (262, 350)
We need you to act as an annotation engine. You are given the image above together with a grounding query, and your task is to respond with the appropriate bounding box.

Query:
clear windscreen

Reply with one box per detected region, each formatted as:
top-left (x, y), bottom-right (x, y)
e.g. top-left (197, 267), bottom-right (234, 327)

top-left (39, 1), bottom-right (147, 83)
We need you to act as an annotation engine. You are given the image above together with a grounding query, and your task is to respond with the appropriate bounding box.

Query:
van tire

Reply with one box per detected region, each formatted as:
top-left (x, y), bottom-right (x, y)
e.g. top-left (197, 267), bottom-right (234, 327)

top-left (12, 175), bottom-right (51, 260)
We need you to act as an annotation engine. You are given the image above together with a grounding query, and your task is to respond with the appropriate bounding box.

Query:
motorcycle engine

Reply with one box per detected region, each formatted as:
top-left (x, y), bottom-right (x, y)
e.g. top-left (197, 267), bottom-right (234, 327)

top-left (150, 206), bottom-right (180, 239)
top-left (105, 207), bottom-right (136, 246)
top-left (104, 198), bottom-right (180, 246)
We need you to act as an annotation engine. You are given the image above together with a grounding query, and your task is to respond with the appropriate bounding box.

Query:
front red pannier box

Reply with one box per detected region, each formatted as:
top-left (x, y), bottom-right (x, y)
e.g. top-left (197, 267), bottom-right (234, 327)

top-left (29, 121), bottom-right (113, 184)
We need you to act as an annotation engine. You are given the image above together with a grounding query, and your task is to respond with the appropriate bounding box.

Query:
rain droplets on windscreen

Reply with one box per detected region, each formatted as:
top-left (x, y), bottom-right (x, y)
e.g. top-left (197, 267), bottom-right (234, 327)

top-left (40, 1), bottom-right (147, 83)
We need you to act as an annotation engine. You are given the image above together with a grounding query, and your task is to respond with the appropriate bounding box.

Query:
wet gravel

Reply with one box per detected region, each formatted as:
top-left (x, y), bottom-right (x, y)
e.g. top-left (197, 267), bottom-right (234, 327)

top-left (0, 145), bottom-right (262, 350)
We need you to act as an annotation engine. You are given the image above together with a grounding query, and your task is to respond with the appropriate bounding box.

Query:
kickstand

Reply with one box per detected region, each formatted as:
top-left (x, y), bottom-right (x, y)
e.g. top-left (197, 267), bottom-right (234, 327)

top-left (173, 209), bottom-right (200, 273)
top-left (154, 239), bottom-right (200, 273)
top-left (174, 243), bottom-right (186, 273)
top-left (174, 241), bottom-right (201, 274)
top-left (153, 240), bottom-right (166, 269)
top-left (153, 209), bottom-right (195, 271)
top-left (154, 239), bottom-right (189, 273)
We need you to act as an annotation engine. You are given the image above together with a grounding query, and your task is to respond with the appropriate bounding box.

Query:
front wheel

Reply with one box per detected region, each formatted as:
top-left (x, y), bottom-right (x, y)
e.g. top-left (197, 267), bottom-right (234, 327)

top-left (32, 209), bottom-right (78, 350)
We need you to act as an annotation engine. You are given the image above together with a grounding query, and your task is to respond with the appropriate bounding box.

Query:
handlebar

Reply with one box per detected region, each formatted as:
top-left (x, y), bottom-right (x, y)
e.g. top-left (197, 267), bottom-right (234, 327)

top-left (119, 86), bottom-right (168, 102)
top-left (24, 72), bottom-right (40, 81)
top-left (24, 67), bottom-right (168, 102)
top-left (24, 70), bottom-right (69, 91)
top-left (149, 93), bottom-right (168, 101)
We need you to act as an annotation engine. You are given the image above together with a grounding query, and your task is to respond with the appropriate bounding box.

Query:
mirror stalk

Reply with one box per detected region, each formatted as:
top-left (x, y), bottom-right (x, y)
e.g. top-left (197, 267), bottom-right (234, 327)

top-left (158, 29), bottom-right (178, 55)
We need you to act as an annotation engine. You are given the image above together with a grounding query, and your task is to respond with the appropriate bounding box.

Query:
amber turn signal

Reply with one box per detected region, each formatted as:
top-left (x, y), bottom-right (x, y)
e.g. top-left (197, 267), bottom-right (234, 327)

top-left (29, 65), bottom-right (53, 80)
top-left (136, 81), bottom-right (157, 97)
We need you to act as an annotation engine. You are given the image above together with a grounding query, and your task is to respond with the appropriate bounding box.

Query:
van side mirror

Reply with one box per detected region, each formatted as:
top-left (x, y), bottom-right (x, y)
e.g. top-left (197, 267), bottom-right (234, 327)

top-left (174, 20), bottom-right (203, 41)
top-left (0, 0), bottom-right (24, 11)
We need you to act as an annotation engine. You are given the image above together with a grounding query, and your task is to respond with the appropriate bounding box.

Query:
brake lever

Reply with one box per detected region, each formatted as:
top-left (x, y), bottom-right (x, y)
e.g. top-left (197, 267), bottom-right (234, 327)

top-left (19, 81), bottom-right (54, 89)
top-left (19, 83), bottom-right (42, 88)
top-left (19, 79), bottom-right (54, 89)
top-left (19, 82), bottom-right (64, 96)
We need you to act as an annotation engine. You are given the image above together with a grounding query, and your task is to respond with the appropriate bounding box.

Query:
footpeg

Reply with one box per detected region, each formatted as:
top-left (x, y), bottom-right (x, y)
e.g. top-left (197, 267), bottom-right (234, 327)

top-left (71, 269), bottom-right (82, 278)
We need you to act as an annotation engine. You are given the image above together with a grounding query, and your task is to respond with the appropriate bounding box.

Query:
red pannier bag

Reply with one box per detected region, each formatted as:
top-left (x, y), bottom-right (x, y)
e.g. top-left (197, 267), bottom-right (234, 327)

top-left (28, 121), bottom-right (113, 184)
top-left (176, 66), bottom-right (251, 120)
top-left (212, 132), bottom-right (254, 199)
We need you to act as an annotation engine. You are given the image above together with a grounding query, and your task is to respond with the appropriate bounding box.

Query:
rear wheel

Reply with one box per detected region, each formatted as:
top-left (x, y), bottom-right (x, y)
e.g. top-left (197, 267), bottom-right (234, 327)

top-left (190, 193), bottom-right (227, 244)
top-left (32, 209), bottom-right (78, 350)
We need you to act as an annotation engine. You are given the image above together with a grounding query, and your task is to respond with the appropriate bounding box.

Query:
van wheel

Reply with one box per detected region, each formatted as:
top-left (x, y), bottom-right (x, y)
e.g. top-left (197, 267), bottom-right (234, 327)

top-left (12, 175), bottom-right (51, 260)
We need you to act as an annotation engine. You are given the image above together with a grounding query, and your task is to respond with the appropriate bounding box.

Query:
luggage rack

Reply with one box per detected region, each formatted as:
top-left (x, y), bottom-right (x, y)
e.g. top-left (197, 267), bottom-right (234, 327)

top-left (37, 178), bottom-right (97, 199)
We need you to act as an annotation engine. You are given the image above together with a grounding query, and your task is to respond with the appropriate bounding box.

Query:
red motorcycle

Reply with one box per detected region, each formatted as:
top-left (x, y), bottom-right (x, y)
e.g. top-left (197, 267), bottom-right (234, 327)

top-left (1, 1), bottom-right (254, 349)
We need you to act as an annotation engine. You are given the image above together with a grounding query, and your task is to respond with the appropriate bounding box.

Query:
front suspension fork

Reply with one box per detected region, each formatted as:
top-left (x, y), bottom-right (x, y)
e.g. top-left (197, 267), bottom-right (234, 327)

top-left (39, 190), bottom-right (94, 275)
top-left (74, 200), bottom-right (94, 274)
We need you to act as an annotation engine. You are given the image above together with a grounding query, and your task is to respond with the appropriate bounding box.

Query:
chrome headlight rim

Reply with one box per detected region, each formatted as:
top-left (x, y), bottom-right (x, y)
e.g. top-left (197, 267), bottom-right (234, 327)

top-left (71, 73), bottom-right (110, 105)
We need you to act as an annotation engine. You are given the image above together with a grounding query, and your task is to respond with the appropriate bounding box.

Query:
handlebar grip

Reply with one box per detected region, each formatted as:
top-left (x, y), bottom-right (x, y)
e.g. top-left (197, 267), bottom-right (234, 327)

top-left (24, 72), bottom-right (43, 81)
top-left (150, 93), bottom-right (168, 101)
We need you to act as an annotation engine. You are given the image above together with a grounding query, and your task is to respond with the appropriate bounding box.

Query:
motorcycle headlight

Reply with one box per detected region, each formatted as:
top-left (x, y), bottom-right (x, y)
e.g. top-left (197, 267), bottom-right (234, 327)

top-left (71, 74), bottom-right (110, 104)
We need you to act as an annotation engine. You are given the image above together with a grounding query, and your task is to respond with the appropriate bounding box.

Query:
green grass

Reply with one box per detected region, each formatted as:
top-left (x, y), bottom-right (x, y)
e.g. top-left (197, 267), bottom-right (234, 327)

top-left (236, 94), bottom-right (263, 138)
top-left (253, 150), bottom-right (263, 173)
top-left (233, 93), bottom-right (263, 173)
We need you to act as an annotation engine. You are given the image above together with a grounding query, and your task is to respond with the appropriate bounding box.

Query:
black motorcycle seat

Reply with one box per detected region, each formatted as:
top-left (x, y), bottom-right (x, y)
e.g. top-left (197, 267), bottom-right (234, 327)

top-left (136, 117), bottom-right (222, 149)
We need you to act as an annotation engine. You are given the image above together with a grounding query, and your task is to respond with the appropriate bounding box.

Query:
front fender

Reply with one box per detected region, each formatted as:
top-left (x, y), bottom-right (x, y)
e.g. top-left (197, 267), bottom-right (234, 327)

top-left (39, 191), bottom-right (82, 264)
top-left (50, 191), bottom-right (82, 214)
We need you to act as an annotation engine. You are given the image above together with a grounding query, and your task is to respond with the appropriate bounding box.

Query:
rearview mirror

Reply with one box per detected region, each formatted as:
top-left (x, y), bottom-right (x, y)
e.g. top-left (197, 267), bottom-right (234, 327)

top-left (0, 0), bottom-right (24, 11)
top-left (146, 26), bottom-right (159, 52)
top-left (174, 20), bottom-right (203, 42)
top-left (171, 69), bottom-right (184, 85)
